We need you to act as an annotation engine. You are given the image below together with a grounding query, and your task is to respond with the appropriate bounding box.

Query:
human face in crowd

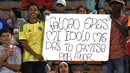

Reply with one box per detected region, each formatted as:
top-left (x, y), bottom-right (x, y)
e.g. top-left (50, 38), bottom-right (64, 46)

top-left (59, 62), bottom-right (69, 73)
top-left (28, 5), bottom-right (40, 19)
top-left (0, 32), bottom-right (12, 44)
top-left (111, 2), bottom-right (122, 13)
top-left (9, 9), bottom-right (15, 19)
top-left (56, 3), bottom-right (65, 13)
top-left (98, 8), bottom-right (105, 14)
top-left (77, 7), bottom-right (88, 14)
top-left (104, 2), bottom-right (112, 12)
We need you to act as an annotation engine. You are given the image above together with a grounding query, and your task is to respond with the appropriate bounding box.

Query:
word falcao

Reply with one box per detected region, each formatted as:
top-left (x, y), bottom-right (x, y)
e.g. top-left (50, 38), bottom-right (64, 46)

top-left (49, 16), bottom-right (109, 30)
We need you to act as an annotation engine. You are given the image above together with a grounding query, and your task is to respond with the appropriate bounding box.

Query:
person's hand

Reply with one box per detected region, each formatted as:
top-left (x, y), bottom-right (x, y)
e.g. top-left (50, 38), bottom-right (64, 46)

top-left (7, 51), bottom-right (13, 56)
top-left (2, 51), bottom-right (12, 62)
top-left (34, 54), bottom-right (44, 61)
top-left (4, 51), bottom-right (13, 58)
top-left (3, 61), bottom-right (8, 66)
top-left (44, 10), bottom-right (51, 15)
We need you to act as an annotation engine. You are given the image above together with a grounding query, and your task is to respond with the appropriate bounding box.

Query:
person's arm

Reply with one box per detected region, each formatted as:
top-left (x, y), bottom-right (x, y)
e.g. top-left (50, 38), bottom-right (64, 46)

top-left (21, 41), bottom-right (37, 56)
top-left (21, 41), bottom-right (44, 60)
top-left (3, 46), bottom-right (22, 71)
top-left (3, 62), bottom-right (20, 71)
top-left (0, 53), bottom-right (8, 67)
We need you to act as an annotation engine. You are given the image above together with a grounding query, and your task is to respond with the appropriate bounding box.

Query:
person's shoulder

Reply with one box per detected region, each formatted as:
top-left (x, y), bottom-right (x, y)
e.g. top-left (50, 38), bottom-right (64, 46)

top-left (0, 18), bottom-right (7, 24)
top-left (118, 14), bottom-right (128, 21)
top-left (0, 45), bottom-right (4, 51)
top-left (21, 21), bottom-right (29, 25)
top-left (18, 18), bottom-right (26, 21)
top-left (0, 18), bottom-right (6, 21)
top-left (39, 20), bottom-right (45, 24)
top-left (0, 45), bottom-right (3, 49)
top-left (14, 45), bottom-right (21, 51)
top-left (12, 45), bottom-right (21, 56)
top-left (40, 20), bottom-right (44, 23)
top-left (7, 19), bottom-right (12, 23)
top-left (19, 21), bottom-right (28, 31)
top-left (120, 14), bottom-right (128, 18)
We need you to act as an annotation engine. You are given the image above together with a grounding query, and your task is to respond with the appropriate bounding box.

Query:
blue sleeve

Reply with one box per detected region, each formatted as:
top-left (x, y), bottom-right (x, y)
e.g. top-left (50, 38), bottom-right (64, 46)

top-left (0, 18), bottom-right (8, 28)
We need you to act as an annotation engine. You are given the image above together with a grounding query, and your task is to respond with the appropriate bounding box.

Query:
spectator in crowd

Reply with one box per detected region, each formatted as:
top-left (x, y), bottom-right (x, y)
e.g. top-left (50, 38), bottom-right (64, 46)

top-left (0, 18), bottom-right (8, 30)
top-left (7, 8), bottom-right (26, 45)
top-left (57, 61), bottom-right (73, 73)
top-left (104, 1), bottom-right (111, 14)
top-left (52, 0), bottom-right (68, 13)
top-left (19, 3), bottom-right (46, 73)
top-left (98, 7), bottom-right (105, 14)
top-left (102, 0), bottom-right (129, 73)
top-left (0, 28), bottom-right (21, 73)
top-left (86, 0), bottom-right (97, 14)
top-left (7, 8), bottom-right (26, 31)
top-left (76, 5), bottom-right (88, 14)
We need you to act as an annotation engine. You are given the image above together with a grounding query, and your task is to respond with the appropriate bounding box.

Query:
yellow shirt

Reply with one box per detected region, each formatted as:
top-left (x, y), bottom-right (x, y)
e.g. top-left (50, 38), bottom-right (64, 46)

top-left (19, 21), bottom-right (45, 62)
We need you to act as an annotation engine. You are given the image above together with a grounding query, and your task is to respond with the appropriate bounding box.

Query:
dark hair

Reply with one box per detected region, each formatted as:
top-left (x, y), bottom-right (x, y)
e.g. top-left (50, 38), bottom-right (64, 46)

top-left (11, 8), bottom-right (21, 18)
top-left (76, 5), bottom-right (88, 13)
top-left (0, 27), bottom-right (13, 36)
top-left (57, 61), bottom-right (73, 73)
top-left (97, 7), bottom-right (105, 14)
top-left (27, 2), bottom-right (41, 19)
top-left (28, 2), bottom-right (40, 10)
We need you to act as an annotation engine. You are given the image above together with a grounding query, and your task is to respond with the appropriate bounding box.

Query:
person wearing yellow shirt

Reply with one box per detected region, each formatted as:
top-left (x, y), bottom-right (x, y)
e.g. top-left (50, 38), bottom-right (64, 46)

top-left (19, 3), bottom-right (46, 73)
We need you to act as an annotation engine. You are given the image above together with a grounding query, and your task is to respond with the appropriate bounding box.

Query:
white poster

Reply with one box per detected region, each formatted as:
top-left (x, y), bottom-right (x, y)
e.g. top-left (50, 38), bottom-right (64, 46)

top-left (43, 14), bottom-right (111, 61)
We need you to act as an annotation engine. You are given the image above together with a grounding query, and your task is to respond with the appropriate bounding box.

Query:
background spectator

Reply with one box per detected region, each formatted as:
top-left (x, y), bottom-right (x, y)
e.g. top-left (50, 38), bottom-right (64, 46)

top-left (52, 0), bottom-right (68, 13)
top-left (76, 5), bottom-right (88, 14)
top-left (7, 8), bottom-right (26, 45)
top-left (86, 0), bottom-right (97, 14)
top-left (98, 7), bottom-right (105, 14)
top-left (0, 28), bottom-right (21, 73)
top-left (57, 61), bottom-right (73, 73)
top-left (102, 0), bottom-right (129, 73)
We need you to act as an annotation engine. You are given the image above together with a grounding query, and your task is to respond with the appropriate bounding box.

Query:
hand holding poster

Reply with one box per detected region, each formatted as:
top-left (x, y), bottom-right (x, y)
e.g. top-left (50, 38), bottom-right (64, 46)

top-left (43, 14), bottom-right (111, 61)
